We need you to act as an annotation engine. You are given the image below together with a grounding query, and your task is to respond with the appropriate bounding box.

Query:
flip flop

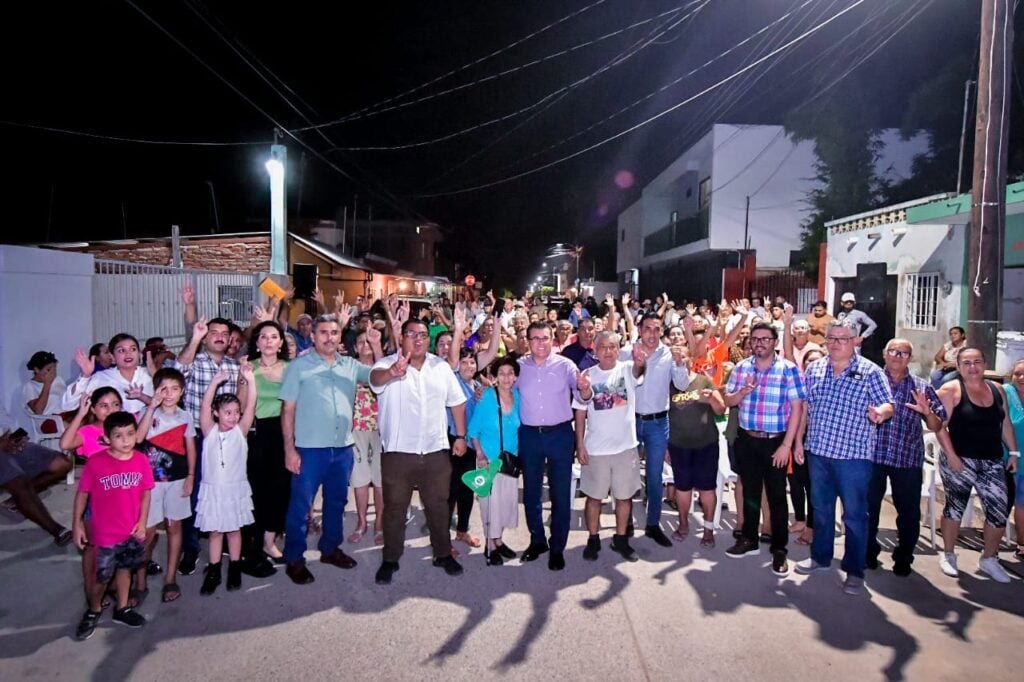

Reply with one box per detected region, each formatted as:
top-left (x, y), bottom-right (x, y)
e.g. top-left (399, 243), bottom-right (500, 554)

top-left (347, 529), bottom-right (366, 544)
top-left (455, 532), bottom-right (482, 548)
top-left (161, 583), bottom-right (181, 603)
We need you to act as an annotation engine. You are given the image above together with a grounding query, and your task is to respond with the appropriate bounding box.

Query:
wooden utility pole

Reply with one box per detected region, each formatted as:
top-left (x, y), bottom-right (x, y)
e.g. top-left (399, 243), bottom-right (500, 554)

top-left (967, 0), bottom-right (1012, 360)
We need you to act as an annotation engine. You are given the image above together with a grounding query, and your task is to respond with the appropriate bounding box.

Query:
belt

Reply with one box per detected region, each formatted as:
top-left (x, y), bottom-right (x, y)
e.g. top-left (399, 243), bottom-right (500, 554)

top-left (521, 420), bottom-right (572, 433)
top-left (637, 411), bottom-right (668, 421)
top-left (741, 428), bottom-right (784, 439)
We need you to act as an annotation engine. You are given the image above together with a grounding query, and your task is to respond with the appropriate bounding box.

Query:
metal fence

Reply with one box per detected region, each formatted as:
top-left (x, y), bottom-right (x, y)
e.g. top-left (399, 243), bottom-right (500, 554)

top-left (751, 269), bottom-right (818, 313)
top-left (93, 260), bottom-right (261, 351)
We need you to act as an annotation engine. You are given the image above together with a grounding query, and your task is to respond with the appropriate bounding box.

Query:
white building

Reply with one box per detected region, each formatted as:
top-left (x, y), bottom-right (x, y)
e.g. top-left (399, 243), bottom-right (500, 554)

top-left (616, 123), bottom-right (928, 301)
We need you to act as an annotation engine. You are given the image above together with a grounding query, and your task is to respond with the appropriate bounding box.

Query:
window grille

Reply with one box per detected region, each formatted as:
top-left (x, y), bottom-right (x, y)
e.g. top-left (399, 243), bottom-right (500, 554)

top-left (903, 272), bottom-right (939, 330)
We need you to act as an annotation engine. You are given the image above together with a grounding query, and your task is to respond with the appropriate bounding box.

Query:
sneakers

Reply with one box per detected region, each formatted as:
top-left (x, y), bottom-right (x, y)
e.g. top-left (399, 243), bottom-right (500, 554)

top-left (375, 561), bottom-right (399, 585)
top-left (178, 550), bottom-right (199, 576)
top-left (610, 535), bottom-right (638, 562)
top-left (645, 525), bottom-right (673, 548)
top-left (794, 557), bottom-right (830, 574)
top-left (582, 536), bottom-right (601, 561)
top-left (432, 555), bottom-right (464, 576)
top-left (938, 552), bottom-right (959, 577)
top-left (111, 607), bottom-right (146, 628)
top-left (75, 610), bottom-right (102, 640)
top-left (771, 550), bottom-right (789, 576)
top-left (978, 556), bottom-right (1011, 583)
top-left (842, 576), bottom-right (865, 595)
top-left (725, 538), bottom-right (760, 558)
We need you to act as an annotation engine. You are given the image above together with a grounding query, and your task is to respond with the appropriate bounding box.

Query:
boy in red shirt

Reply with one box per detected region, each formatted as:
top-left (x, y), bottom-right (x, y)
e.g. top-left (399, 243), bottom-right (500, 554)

top-left (72, 412), bottom-right (154, 640)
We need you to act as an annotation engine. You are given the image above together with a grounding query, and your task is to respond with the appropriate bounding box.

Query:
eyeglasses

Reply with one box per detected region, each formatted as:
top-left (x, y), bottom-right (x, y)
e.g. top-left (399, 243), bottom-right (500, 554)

top-left (825, 336), bottom-right (853, 345)
top-left (885, 349), bottom-right (910, 358)
top-left (403, 331), bottom-right (429, 339)
top-left (528, 336), bottom-right (551, 342)
top-left (750, 336), bottom-right (775, 344)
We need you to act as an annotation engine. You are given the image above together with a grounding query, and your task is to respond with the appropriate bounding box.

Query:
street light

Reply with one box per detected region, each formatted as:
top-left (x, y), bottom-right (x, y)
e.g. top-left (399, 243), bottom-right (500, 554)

top-left (544, 243), bottom-right (583, 290)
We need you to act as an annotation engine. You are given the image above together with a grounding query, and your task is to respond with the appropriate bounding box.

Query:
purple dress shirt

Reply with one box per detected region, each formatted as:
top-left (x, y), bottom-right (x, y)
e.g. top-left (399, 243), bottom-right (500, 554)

top-left (517, 353), bottom-right (584, 426)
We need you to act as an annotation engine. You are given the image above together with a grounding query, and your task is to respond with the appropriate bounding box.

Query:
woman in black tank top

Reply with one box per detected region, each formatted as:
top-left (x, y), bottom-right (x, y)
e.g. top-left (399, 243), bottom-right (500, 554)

top-left (934, 348), bottom-right (1019, 584)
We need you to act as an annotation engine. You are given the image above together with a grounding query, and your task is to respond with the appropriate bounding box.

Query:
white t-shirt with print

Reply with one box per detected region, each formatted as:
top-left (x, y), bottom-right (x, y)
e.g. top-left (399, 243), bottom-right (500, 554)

top-left (572, 361), bottom-right (640, 456)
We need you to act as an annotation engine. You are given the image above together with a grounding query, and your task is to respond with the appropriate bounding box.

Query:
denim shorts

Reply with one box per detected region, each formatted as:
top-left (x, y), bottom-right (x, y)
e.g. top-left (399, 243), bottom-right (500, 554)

top-left (96, 537), bottom-right (146, 584)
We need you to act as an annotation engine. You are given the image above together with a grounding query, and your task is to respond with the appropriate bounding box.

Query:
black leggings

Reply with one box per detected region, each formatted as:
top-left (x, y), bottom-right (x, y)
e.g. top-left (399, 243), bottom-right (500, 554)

top-left (447, 435), bottom-right (476, 533)
top-left (788, 457), bottom-right (813, 529)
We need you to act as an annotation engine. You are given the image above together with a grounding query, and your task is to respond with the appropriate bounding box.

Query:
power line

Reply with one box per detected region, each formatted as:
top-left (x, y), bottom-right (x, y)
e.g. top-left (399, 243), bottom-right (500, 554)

top-left (332, 1), bottom-right (709, 151)
top-left (416, 0), bottom-right (840, 197)
top-left (0, 119), bottom-right (269, 146)
top-left (297, 0), bottom-right (610, 129)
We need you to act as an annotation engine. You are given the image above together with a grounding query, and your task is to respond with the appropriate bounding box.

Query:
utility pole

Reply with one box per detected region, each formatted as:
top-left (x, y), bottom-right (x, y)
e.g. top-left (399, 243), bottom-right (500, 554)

top-left (967, 0), bottom-right (1012, 361)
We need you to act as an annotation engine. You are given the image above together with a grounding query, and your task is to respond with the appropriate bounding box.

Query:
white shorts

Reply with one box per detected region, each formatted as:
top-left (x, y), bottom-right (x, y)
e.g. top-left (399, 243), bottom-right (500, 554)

top-left (580, 447), bottom-right (642, 501)
top-left (350, 430), bottom-right (382, 488)
top-left (147, 479), bottom-right (193, 528)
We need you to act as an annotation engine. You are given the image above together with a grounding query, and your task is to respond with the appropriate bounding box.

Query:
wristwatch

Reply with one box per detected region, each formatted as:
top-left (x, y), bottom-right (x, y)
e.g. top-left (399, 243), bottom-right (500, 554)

top-left (455, 435), bottom-right (466, 440)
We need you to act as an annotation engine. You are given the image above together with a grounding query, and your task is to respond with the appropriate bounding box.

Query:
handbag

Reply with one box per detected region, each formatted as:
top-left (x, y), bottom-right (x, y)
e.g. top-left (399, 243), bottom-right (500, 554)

top-left (495, 387), bottom-right (522, 478)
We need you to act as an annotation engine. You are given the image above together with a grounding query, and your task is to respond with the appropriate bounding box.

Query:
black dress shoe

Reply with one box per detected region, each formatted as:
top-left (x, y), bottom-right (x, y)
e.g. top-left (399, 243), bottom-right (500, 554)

top-left (320, 548), bottom-right (357, 569)
top-left (645, 525), bottom-right (673, 548)
top-left (375, 561), bottom-right (399, 585)
top-left (433, 555), bottom-right (464, 576)
top-left (548, 551), bottom-right (566, 571)
top-left (285, 561), bottom-right (315, 585)
top-left (866, 555), bottom-right (880, 570)
top-left (240, 556), bottom-right (278, 578)
top-left (485, 549), bottom-right (503, 566)
top-left (496, 544), bottom-right (517, 560)
top-left (521, 543), bottom-right (549, 562)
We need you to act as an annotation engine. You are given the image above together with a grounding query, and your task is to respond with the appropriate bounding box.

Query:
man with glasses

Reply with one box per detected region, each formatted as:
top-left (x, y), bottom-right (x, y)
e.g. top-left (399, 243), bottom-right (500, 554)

top-left (518, 321), bottom-right (594, 571)
top-left (866, 339), bottom-right (946, 578)
top-left (724, 323), bottom-right (806, 576)
top-left (795, 320), bottom-right (894, 595)
top-left (370, 319), bottom-right (468, 585)
top-left (279, 313), bottom-right (380, 584)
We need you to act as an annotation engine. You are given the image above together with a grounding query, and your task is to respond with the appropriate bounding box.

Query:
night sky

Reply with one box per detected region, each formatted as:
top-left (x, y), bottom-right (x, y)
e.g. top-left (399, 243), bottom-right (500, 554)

top-left (1, 1), bottom-right (1004, 290)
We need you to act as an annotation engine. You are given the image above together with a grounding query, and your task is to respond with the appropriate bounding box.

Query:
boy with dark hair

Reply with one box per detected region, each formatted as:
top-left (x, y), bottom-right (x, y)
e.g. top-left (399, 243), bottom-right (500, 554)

top-left (134, 367), bottom-right (197, 604)
top-left (72, 412), bottom-right (154, 640)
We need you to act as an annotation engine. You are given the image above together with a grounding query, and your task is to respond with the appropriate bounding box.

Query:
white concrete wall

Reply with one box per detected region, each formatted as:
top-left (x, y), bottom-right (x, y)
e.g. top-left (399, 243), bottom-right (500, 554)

top-left (615, 200), bottom-right (644, 274)
top-left (826, 219), bottom-right (966, 376)
top-left (0, 246), bottom-right (94, 427)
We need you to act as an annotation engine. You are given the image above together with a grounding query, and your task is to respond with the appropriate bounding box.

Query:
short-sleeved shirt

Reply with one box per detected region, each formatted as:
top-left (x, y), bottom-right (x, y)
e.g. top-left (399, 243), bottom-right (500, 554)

top-left (139, 407), bottom-right (196, 482)
top-left (692, 341), bottom-right (729, 387)
top-left (279, 352), bottom-right (371, 448)
top-left (561, 341), bottom-right (598, 371)
top-left (76, 424), bottom-right (108, 458)
top-left (669, 375), bottom-right (720, 449)
top-left (448, 369), bottom-right (478, 437)
top-left (22, 377), bottom-right (68, 415)
top-left (371, 353), bottom-right (467, 454)
top-left (874, 371), bottom-right (946, 468)
top-left (804, 355), bottom-right (895, 461)
top-left (78, 451), bottom-right (155, 548)
top-left (352, 385), bottom-right (378, 432)
top-left (572, 361), bottom-right (640, 455)
top-left (726, 356), bottom-right (806, 433)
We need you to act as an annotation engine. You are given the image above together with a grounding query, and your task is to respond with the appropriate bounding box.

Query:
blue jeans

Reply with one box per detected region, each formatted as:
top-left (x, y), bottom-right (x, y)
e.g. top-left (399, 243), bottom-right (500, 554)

top-left (519, 423), bottom-right (574, 553)
top-left (808, 453), bottom-right (873, 578)
top-left (635, 415), bottom-right (669, 526)
top-left (283, 446), bottom-right (354, 564)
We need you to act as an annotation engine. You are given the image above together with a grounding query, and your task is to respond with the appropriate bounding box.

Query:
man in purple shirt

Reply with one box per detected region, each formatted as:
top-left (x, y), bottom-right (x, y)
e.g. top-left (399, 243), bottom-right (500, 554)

top-left (518, 321), bottom-right (594, 570)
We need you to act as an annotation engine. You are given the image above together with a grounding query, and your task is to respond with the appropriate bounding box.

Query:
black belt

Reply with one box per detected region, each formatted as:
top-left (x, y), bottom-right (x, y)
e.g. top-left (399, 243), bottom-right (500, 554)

top-left (521, 420), bottom-right (572, 433)
top-left (741, 428), bottom-right (784, 439)
top-left (637, 411), bottom-right (668, 421)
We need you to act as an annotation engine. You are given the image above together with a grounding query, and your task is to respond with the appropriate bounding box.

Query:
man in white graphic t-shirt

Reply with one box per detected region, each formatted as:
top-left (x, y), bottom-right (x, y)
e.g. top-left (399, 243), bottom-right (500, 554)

top-left (573, 331), bottom-right (647, 563)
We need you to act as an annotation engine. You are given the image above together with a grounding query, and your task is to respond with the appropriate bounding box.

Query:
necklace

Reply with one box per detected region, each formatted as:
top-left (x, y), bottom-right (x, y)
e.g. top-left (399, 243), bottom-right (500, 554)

top-left (260, 358), bottom-right (281, 370)
top-left (218, 430), bottom-right (230, 468)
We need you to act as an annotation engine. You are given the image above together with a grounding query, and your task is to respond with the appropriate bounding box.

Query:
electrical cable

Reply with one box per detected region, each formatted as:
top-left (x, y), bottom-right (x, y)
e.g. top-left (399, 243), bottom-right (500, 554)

top-left (0, 119), bottom-right (270, 146)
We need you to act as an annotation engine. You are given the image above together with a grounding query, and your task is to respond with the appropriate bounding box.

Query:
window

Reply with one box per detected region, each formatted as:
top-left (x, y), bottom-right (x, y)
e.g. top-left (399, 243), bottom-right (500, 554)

top-left (620, 228), bottom-right (625, 242)
top-left (903, 272), bottom-right (940, 330)
top-left (218, 285), bottom-right (253, 325)
top-left (698, 177), bottom-right (711, 209)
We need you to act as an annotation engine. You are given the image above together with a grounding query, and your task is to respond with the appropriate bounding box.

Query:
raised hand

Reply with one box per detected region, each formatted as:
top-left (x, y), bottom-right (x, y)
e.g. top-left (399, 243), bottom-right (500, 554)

top-left (239, 358), bottom-right (255, 383)
top-left (283, 286), bottom-right (296, 302)
top-left (312, 288), bottom-right (325, 308)
top-left (685, 303), bottom-right (697, 316)
top-left (782, 304), bottom-right (794, 325)
top-left (577, 368), bottom-right (592, 394)
top-left (181, 281), bottom-right (195, 305)
top-left (333, 290), bottom-right (346, 314)
top-left (682, 314), bottom-right (694, 332)
top-left (253, 306), bottom-right (271, 323)
top-left (388, 352), bottom-right (410, 379)
top-left (337, 304), bottom-right (353, 331)
top-left (212, 368), bottom-right (231, 386)
top-left (396, 300), bottom-right (410, 324)
top-left (622, 292), bottom-right (631, 307)
top-left (193, 316), bottom-right (209, 340)
top-left (125, 383), bottom-right (145, 401)
top-left (632, 345), bottom-right (649, 367)
top-left (604, 292), bottom-right (615, 307)
top-left (74, 347), bottom-right (94, 379)
top-left (76, 392), bottom-right (92, 415)
top-left (365, 326), bottom-right (382, 347)
top-left (670, 345), bottom-right (688, 366)
top-left (453, 303), bottom-right (467, 330)
top-left (904, 389), bottom-right (933, 417)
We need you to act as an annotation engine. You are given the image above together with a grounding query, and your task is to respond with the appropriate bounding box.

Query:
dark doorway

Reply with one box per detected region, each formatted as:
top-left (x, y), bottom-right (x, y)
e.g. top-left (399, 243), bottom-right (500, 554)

top-left (833, 268), bottom-right (898, 366)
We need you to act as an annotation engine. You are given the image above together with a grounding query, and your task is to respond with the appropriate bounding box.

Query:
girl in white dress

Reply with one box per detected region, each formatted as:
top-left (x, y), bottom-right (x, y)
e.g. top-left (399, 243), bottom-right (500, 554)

top-left (195, 362), bottom-right (257, 595)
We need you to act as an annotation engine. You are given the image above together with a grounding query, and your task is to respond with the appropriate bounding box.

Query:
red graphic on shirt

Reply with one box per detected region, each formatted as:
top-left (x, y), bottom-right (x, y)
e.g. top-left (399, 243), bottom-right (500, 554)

top-left (146, 424), bottom-right (189, 455)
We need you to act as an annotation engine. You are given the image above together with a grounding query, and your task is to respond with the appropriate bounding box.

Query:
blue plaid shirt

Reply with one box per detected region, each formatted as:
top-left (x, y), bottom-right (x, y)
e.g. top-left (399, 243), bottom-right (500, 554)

top-left (726, 356), bottom-right (806, 433)
top-left (804, 354), bottom-right (894, 460)
top-left (873, 371), bottom-right (946, 468)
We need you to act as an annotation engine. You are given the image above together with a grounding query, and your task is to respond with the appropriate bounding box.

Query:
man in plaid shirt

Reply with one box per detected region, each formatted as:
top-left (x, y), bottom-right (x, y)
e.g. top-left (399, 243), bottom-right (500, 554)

top-left (795, 320), bottom-right (894, 596)
top-left (173, 317), bottom-right (241, 576)
top-left (866, 338), bottom-right (946, 577)
top-left (724, 322), bottom-right (806, 576)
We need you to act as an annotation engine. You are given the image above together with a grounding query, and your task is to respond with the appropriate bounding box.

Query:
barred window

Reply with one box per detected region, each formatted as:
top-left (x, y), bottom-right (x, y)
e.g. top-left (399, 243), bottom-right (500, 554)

top-left (218, 285), bottom-right (253, 325)
top-left (903, 272), bottom-right (939, 331)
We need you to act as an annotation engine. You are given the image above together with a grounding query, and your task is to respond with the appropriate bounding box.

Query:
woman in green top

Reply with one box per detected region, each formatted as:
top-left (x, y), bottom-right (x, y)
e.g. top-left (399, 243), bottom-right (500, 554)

top-left (238, 321), bottom-right (290, 563)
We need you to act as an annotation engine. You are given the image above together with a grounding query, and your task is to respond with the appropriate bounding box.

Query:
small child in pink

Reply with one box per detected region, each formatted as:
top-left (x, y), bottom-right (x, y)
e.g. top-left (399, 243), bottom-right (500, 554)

top-left (72, 412), bottom-right (154, 640)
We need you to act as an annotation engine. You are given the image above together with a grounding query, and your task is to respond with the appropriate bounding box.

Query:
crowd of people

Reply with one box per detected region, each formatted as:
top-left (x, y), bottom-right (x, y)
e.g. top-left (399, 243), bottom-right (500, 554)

top-left (0, 284), bottom-right (1021, 642)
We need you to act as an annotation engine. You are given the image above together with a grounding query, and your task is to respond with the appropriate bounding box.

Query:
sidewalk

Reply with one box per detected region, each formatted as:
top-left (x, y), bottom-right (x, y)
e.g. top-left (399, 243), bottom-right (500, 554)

top-left (0, 481), bottom-right (1020, 681)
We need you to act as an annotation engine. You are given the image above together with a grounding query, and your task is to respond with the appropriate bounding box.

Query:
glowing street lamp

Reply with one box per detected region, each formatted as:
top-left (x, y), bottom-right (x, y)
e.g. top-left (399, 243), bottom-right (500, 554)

top-left (266, 144), bottom-right (287, 275)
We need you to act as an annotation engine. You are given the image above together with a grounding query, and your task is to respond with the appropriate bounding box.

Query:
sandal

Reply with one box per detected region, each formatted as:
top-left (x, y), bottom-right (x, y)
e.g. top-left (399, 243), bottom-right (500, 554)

top-left (663, 497), bottom-right (679, 511)
top-left (1014, 546), bottom-right (1024, 560)
top-left (671, 529), bottom-right (687, 543)
top-left (130, 587), bottom-right (149, 608)
top-left (700, 530), bottom-right (715, 548)
top-left (54, 528), bottom-right (74, 547)
top-left (455, 532), bottom-right (482, 548)
top-left (347, 528), bottom-right (366, 544)
top-left (374, 532), bottom-right (384, 546)
top-left (161, 583), bottom-right (181, 603)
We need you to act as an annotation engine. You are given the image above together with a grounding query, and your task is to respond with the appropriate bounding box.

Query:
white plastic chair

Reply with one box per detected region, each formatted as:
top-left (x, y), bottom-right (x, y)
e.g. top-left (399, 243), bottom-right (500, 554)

top-left (25, 413), bottom-right (73, 485)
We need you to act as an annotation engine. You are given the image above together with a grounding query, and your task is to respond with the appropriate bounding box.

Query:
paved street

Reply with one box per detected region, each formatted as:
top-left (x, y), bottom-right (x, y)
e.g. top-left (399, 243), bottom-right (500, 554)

top-left (1, 482), bottom-right (1020, 681)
